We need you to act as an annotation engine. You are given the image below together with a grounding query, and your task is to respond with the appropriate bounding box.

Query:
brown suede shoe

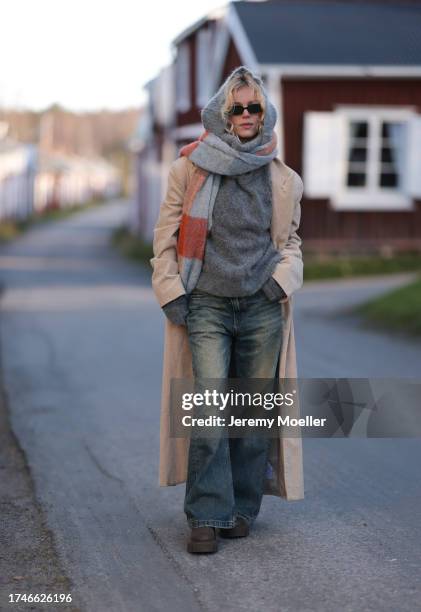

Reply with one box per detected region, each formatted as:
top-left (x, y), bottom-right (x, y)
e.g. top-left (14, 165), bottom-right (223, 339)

top-left (219, 517), bottom-right (250, 539)
top-left (187, 527), bottom-right (218, 553)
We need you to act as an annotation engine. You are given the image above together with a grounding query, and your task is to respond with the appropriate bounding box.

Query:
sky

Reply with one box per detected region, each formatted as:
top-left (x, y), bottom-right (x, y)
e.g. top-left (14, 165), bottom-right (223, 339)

top-left (0, 0), bottom-right (227, 112)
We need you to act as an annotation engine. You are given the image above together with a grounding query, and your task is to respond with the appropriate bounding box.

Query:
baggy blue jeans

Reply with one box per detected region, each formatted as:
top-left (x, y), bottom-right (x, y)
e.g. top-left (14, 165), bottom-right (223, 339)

top-left (184, 287), bottom-right (284, 529)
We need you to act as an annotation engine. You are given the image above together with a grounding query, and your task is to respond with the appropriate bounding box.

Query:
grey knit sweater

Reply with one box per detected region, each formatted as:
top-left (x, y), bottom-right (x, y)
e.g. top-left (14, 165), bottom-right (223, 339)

top-left (194, 163), bottom-right (281, 297)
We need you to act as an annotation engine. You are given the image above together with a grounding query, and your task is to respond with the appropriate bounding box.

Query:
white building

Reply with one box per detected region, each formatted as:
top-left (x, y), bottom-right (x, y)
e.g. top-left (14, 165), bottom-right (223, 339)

top-left (0, 121), bottom-right (37, 221)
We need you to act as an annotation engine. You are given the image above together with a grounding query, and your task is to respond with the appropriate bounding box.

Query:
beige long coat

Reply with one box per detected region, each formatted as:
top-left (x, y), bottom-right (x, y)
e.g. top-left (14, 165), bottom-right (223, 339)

top-left (150, 155), bottom-right (305, 500)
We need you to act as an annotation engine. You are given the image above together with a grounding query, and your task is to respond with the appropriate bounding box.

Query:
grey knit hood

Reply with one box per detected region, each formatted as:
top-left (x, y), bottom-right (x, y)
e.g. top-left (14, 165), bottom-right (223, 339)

top-left (200, 66), bottom-right (277, 153)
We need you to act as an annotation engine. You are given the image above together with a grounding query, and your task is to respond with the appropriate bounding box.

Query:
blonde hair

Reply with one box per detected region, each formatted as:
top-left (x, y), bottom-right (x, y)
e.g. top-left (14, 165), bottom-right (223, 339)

top-left (220, 68), bottom-right (266, 135)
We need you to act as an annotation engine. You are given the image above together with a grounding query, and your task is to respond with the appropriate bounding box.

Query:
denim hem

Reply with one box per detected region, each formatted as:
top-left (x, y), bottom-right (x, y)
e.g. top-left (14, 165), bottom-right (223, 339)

top-left (188, 519), bottom-right (235, 528)
top-left (235, 512), bottom-right (256, 525)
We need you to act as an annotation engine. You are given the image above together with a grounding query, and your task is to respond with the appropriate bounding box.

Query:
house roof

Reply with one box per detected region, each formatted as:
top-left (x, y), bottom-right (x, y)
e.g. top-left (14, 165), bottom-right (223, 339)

top-left (172, 4), bottom-right (227, 46)
top-left (233, 0), bottom-right (421, 65)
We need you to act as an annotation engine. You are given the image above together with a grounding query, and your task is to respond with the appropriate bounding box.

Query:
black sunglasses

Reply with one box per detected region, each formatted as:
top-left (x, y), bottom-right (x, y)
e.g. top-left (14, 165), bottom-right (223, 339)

top-left (228, 103), bottom-right (263, 116)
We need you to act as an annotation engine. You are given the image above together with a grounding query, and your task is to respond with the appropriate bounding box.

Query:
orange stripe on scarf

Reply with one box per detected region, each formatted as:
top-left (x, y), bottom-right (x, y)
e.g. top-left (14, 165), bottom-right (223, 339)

top-left (177, 213), bottom-right (208, 260)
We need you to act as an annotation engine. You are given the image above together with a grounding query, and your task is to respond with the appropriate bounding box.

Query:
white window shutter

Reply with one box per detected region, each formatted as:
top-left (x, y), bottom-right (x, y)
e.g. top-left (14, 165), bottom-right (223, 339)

top-left (302, 111), bottom-right (346, 198)
top-left (175, 42), bottom-right (190, 113)
top-left (406, 115), bottom-right (421, 198)
top-left (196, 28), bottom-right (211, 108)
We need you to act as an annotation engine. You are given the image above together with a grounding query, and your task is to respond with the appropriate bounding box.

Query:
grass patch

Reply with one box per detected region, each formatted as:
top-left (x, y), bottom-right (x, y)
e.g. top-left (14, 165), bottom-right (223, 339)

top-left (303, 252), bottom-right (421, 281)
top-left (111, 225), bottom-right (153, 264)
top-left (0, 220), bottom-right (23, 242)
top-left (354, 276), bottom-right (421, 336)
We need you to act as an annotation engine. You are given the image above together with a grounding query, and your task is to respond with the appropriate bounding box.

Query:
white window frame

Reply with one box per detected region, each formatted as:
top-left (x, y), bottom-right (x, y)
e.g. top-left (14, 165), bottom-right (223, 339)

top-left (175, 41), bottom-right (191, 113)
top-left (332, 105), bottom-right (416, 211)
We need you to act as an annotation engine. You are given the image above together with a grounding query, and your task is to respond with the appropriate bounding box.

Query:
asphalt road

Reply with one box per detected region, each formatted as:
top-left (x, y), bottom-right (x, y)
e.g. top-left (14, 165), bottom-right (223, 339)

top-left (0, 201), bottom-right (420, 612)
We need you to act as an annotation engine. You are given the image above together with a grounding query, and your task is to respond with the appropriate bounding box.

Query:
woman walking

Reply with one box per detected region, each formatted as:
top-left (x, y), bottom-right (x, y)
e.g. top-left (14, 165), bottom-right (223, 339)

top-left (151, 66), bottom-right (304, 554)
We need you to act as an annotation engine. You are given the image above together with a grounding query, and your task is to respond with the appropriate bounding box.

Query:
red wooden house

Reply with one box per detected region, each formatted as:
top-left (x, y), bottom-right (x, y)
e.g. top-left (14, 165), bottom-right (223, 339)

top-left (169, 0), bottom-right (421, 254)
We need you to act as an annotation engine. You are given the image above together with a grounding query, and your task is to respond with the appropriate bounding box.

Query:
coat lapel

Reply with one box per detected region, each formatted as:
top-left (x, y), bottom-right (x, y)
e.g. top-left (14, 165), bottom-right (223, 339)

top-left (270, 159), bottom-right (296, 249)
